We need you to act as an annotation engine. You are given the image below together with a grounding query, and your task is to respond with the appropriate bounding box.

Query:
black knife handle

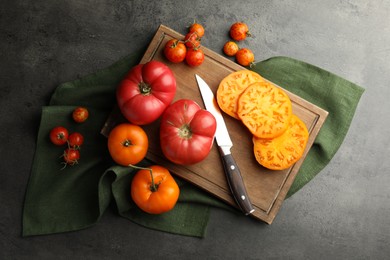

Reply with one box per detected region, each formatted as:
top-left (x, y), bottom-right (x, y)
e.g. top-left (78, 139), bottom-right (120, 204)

top-left (221, 154), bottom-right (255, 215)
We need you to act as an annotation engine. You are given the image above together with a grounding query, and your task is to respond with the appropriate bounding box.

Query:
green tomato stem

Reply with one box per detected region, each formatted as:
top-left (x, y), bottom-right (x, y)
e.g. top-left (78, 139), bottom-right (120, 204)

top-left (128, 164), bottom-right (158, 192)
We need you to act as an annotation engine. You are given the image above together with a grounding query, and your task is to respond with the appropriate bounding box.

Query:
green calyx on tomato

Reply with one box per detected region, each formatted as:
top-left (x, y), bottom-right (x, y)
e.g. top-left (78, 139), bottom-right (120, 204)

top-left (178, 124), bottom-right (192, 139)
top-left (160, 99), bottom-right (216, 165)
top-left (117, 60), bottom-right (176, 125)
top-left (138, 82), bottom-right (152, 95)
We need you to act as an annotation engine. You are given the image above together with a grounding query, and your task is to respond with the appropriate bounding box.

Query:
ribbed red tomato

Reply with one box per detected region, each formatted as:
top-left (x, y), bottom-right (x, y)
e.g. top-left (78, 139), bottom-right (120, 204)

top-left (116, 60), bottom-right (176, 125)
top-left (160, 99), bottom-right (216, 165)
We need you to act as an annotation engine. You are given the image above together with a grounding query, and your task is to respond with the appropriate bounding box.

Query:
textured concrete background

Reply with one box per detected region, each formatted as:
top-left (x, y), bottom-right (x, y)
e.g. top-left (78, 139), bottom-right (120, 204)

top-left (1, 0), bottom-right (389, 259)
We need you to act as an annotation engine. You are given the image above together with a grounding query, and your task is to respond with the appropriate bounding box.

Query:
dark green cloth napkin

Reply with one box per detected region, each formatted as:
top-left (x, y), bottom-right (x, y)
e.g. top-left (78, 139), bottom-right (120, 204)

top-left (22, 51), bottom-right (364, 238)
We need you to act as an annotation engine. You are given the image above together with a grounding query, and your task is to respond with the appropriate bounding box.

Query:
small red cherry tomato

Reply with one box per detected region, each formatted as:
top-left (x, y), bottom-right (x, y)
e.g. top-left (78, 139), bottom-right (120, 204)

top-left (50, 126), bottom-right (69, 146)
top-left (68, 132), bottom-right (84, 149)
top-left (72, 107), bottom-right (89, 123)
top-left (185, 48), bottom-right (205, 67)
top-left (63, 148), bottom-right (80, 166)
top-left (164, 39), bottom-right (187, 63)
top-left (184, 32), bottom-right (201, 49)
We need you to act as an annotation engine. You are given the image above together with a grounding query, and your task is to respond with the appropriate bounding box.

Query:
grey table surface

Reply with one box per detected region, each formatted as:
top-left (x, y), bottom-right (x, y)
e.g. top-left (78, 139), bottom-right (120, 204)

top-left (1, 0), bottom-right (389, 259)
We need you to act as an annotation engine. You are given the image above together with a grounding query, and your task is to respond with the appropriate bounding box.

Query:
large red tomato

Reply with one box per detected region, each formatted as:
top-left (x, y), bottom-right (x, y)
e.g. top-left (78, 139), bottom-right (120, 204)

top-left (116, 60), bottom-right (177, 125)
top-left (160, 99), bottom-right (216, 165)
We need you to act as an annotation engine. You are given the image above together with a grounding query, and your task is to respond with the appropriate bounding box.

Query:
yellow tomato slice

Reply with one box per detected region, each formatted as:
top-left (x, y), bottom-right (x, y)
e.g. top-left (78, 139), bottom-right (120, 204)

top-left (237, 81), bottom-right (292, 139)
top-left (253, 114), bottom-right (309, 170)
top-left (216, 70), bottom-right (265, 119)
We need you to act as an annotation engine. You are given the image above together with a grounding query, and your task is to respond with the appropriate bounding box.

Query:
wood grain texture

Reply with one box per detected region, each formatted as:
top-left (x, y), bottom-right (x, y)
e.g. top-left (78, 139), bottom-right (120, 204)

top-left (102, 25), bottom-right (328, 224)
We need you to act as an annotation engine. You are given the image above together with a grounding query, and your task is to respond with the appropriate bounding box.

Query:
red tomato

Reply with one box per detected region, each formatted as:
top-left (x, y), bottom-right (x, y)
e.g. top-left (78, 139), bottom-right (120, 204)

top-left (50, 126), bottom-right (69, 146)
top-left (184, 32), bottom-right (201, 49)
top-left (160, 99), bottom-right (216, 165)
top-left (164, 39), bottom-right (187, 63)
top-left (107, 123), bottom-right (148, 166)
top-left (68, 132), bottom-right (84, 148)
top-left (189, 23), bottom-right (205, 38)
top-left (236, 48), bottom-right (255, 67)
top-left (72, 107), bottom-right (89, 123)
top-left (116, 60), bottom-right (177, 125)
top-left (229, 22), bottom-right (251, 41)
top-left (185, 48), bottom-right (205, 67)
top-left (63, 148), bottom-right (80, 166)
top-left (131, 165), bottom-right (180, 214)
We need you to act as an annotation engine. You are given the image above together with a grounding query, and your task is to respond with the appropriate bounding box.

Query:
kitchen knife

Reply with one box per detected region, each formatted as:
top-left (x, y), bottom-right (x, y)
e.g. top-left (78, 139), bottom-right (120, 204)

top-left (195, 74), bottom-right (255, 215)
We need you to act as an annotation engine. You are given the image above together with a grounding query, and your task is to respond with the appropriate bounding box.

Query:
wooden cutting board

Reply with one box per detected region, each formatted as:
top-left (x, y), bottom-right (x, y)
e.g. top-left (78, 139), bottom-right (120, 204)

top-left (101, 24), bottom-right (328, 224)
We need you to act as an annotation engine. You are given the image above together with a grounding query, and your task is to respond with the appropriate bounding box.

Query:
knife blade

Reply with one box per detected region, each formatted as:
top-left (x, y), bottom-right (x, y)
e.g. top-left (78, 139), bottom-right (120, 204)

top-left (195, 74), bottom-right (255, 215)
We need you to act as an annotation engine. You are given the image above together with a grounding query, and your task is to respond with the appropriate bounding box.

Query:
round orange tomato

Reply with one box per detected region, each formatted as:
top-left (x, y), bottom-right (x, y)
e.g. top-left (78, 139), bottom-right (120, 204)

top-left (107, 123), bottom-right (148, 166)
top-left (229, 22), bottom-right (251, 41)
top-left (223, 41), bottom-right (239, 56)
top-left (131, 165), bottom-right (180, 214)
top-left (235, 48), bottom-right (255, 67)
top-left (189, 22), bottom-right (205, 38)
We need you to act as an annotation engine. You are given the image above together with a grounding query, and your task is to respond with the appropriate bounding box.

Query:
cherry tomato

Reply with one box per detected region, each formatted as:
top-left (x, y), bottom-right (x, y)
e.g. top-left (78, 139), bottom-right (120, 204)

top-left (107, 123), bottom-right (148, 166)
top-left (229, 22), bottom-right (251, 41)
top-left (235, 48), bottom-right (255, 67)
top-left (68, 132), bottom-right (84, 149)
top-left (131, 165), bottom-right (180, 214)
top-left (72, 107), bottom-right (89, 123)
top-left (189, 22), bottom-right (205, 38)
top-left (223, 41), bottom-right (239, 56)
top-left (116, 60), bottom-right (177, 125)
top-left (160, 99), bottom-right (216, 165)
top-left (50, 126), bottom-right (69, 146)
top-left (184, 32), bottom-right (201, 49)
top-left (185, 48), bottom-right (205, 67)
top-left (164, 39), bottom-right (187, 63)
top-left (63, 148), bottom-right (80, 166)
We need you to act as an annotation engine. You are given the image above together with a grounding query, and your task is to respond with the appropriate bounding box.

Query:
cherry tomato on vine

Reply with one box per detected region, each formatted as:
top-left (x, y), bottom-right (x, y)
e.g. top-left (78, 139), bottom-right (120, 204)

top-left (107, 123), bottom-right (148, 166)
top-left (223, 41), bottom-right (239, 56)
top-left (189, 22), bottom-right (205, 38)
top-left (131, 165), bottom-right (180, 214)
top-left (68, 132), bottom-right (84, 149)
top-left (236, 48), bottom-right (255, 67)
top-left (164, 39), bottom-right (187, 63)
top-left (229, 22), bottom-right (251, 41)
top-left (63, 148), bottom-right (80, 166)
top-left (185, 48), bottom-right (205, 67)
top-left (184, 32), bottom-right (201, 49)
top-left (72, 107), bottom-right (89, 123)
top-left (50, 126), bottom-right (69, 146)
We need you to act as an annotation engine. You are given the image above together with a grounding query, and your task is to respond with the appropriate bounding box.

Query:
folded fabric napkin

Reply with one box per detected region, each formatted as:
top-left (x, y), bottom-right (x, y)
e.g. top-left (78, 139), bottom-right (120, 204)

top-left (22, 50), bottom-right (364, 238)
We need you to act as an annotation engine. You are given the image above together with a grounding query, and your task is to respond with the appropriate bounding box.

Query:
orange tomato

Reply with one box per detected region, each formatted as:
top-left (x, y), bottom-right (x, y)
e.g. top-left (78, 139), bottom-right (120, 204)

top-left (223, 41), bottom-right (239, 57)
top-left (216, 70), bottom-right (266, 119)
top-left (229, 22), bottom-right (251, 41)
top-left (131, 165), bottom-right (180, 214)
top-left (235, 48), bottom-right (255, 67)
top-left (237, 81), bottom-right (292, 139)
top-left (107, 123), bottom-right (148, 166)
top-left (189, 22), bottom-right (205, 38)
top-left (253, 115), bottom-right (309, 170)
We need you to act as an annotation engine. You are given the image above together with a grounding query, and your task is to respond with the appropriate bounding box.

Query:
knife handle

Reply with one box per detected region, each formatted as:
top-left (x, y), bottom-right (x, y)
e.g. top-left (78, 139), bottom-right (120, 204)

top-left (221, 154), bottom-right (255, 215)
